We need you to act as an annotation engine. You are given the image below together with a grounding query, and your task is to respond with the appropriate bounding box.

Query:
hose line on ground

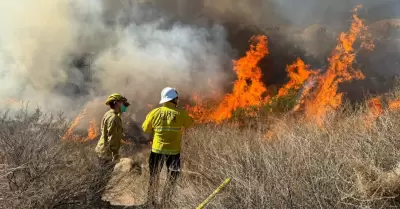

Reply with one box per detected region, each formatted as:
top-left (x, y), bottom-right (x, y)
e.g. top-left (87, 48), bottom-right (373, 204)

top-left (196, 178), bottom-right (231, 209)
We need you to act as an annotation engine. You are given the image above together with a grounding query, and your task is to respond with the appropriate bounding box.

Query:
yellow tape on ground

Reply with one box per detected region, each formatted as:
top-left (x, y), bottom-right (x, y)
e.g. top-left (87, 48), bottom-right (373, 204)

top-left (196, 178), bottom-right (231, 209)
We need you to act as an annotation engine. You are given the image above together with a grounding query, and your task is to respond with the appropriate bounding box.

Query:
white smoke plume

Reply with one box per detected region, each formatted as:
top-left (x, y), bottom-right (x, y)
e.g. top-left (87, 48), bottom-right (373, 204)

top-left (0, 0), bottom-right (232, 116)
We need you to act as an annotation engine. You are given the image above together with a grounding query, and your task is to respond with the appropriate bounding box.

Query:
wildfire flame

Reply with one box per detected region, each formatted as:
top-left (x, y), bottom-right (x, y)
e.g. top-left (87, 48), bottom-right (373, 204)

top-left (189, 5), bottom-right (372, 126)
top-left (388, 100), bottom-right (400, 110)
top-left (212, 35), bottom-right (268, 123)
top-left (62, 109), bottom-right (100, 141)
top-left (62, 109), bottom-right (87, 140)
top-left (187, 94), bottom-right (214, 123)
top-left (278, 58), bottom-right (318, 98)
top-left (189, 35), bottom-right (269, 123)
top-left (64, 5), bottom-right (381, 138)
top-left (291, 76), bottom-right (318, 112)
top-left (302, 5), bottom-right (370, 125)
top-left (364, 97), bottom-right (400, 128)
top-left (365, 97), bottom-right (383, 128)
top-left (87, 119), bottom-right (99, 140)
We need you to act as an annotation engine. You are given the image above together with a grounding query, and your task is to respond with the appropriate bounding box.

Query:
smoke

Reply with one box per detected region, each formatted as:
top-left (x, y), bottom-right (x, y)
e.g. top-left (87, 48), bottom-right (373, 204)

top-left (197, 0), bottom-right (400, 96)
top-left (0, 0), bottom-right (232, 116)
top-left (1, 0), bottom-right (400, 118)
top-left (147, 0), bottom-right (400, 84)
top-left (0, 1), bottom-right (77, 110)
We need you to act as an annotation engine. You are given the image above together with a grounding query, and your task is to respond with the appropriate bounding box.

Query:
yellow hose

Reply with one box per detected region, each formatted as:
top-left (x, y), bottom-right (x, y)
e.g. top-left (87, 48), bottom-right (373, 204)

top-left (196, 178), bottom-right (231, 209)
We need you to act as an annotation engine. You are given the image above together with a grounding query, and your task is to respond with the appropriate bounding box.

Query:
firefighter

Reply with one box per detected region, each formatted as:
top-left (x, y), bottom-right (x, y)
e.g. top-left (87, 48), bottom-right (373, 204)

top-left (142, 87), bottom-right (194, 206)
top-left (89, 93), bottom-right (130, 206)
top-left (95, 93), bottom-right (130, 161)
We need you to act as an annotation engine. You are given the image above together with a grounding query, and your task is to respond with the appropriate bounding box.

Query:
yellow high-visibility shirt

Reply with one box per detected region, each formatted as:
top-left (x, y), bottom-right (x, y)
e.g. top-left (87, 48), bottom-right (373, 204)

top-left (142, 102), bottom-right (194, 155)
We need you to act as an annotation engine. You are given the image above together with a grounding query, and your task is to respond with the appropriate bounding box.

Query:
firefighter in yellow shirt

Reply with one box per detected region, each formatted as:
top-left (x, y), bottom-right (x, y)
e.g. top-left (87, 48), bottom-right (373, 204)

top-left (89, 93), bottom-right (130, 206)
top-left (142, 87), bottom-right (194, 205)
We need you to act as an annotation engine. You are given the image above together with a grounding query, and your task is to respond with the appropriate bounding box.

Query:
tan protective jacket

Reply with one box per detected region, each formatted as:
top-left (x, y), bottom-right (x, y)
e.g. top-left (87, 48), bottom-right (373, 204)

top-left (95, 109), bottom-right (123, 159)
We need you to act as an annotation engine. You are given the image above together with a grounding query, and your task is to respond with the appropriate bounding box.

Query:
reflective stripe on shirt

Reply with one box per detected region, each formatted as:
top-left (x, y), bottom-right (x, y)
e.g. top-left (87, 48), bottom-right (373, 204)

top-left (154, 127), bottom-right (181, 132)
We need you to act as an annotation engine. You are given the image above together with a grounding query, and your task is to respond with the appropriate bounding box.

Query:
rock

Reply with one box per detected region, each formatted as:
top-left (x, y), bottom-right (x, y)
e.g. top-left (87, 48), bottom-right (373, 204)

top-left (114, 158), bottom-right (142, 175)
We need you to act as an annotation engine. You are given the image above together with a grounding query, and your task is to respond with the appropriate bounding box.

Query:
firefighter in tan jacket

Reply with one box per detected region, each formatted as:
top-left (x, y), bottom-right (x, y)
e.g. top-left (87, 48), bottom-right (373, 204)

top-left (95, 93), bottom-right (130, 162)
top-left (89, 93), bottom-right (130, 206)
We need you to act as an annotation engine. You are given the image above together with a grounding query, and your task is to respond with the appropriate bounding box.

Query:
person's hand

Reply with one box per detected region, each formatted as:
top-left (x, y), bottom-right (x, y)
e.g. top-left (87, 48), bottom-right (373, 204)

top-left (147, 139), bottom-right (153, 148)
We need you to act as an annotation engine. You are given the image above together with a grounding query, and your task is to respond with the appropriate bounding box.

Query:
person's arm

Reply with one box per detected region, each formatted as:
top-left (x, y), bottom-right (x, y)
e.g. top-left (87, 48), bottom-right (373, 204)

top-left (142, 110), bottom-right (154, 133)
top-left (107, 115), bottom-right (121, 161)
top-left (102, 117), bottom-right (109, 146)
top-left (182, 109), bottom-right (194, 128)
top-left (142, 110), bottom-right (156, 147)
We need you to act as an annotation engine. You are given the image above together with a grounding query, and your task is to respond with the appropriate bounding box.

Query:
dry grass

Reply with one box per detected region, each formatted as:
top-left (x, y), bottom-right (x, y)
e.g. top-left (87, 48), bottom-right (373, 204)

top-left (0, 106), bottom-right (107, 208)
top-left (172, 107), bottom-right (400, 208)
top-left (1, 99), bottom-right (400, 208)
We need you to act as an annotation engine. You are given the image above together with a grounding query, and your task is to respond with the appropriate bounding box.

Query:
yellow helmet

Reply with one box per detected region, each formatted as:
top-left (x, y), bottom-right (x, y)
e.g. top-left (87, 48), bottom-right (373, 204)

top-left (105, 93), bottom-right (130, 107)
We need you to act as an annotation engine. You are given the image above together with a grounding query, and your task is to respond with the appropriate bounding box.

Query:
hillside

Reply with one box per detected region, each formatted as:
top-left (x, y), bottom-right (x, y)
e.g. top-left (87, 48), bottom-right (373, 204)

top-left (1, 2), bottom-right (400, 209)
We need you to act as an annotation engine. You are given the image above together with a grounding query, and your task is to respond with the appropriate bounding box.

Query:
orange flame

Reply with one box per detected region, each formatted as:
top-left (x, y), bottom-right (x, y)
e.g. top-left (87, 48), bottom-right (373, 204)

top-left (364, 98), bottom-right (400, 128)
top-left (278, 58), bottom-right (318, 98)
top-left (188, 35), bottom-right (268, 123)
top-left (87, 119), bottom-right (99, 140)
top-left (388, 100), bottom-right (400, 111)
top-left (62, 110), bottom-right (100, 142)
top-left (212, 35), bottom-right (268, 123)
top-left (291, 76), bottom-right (318, 112)
top-left (187, 94), bottom-right (214, 123)
top-left (365, 97), bottom-right (383, 128)
top-left (62, 109), bottom-right (87, 140)
top-left (211, 35), bottom-right (268, 123)
top-left (303, 5), bottom-right (368, 125)
top-left (189, 5), bottom-right (374, 126)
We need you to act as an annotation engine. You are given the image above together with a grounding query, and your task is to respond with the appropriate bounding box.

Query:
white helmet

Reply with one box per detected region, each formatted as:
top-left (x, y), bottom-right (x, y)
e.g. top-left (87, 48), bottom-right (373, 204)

top-left (159, 87), bottom-right (178, 104)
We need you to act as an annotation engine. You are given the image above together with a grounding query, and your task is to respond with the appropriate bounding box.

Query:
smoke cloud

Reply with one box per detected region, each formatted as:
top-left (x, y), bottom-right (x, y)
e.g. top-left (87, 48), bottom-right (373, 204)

top-left (1, 0), bottom-right (399, 118)
top-left (0, 0), bottom-right (232, 116)
top-left (147, 0), bottom-right (400, 87)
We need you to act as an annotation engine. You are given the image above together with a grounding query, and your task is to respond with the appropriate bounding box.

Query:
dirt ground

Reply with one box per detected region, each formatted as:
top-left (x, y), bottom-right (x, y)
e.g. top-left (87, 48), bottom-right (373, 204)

top-left (103, 157), bottom-right (169, 208)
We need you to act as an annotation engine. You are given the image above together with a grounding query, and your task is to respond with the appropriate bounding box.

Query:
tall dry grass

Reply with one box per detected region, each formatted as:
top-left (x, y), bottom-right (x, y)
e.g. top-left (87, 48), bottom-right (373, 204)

top-left (1, 97), bottom-right (400, 208)
top-left (0, 106), bottom-right (112, 208)
top-left (172, 104), bottom-right (400, 208)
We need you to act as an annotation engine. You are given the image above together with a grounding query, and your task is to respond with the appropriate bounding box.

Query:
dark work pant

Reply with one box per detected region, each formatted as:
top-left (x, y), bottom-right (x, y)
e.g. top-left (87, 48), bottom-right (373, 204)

top-left (87, 157), bottom-right (114, 204)
top-left (148, 152), bottom-right (181, 204)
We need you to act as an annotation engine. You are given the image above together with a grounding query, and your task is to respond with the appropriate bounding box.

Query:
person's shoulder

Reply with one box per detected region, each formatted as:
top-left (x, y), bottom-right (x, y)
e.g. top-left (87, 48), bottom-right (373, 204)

top-left (103, 109), bottom-right (112, 117)
top-left (176, 107), bottom-right (189, 114)
top-left (104, 109), bottom-right (119, 120)
top-left (148, 107), bottom-right (162, 115)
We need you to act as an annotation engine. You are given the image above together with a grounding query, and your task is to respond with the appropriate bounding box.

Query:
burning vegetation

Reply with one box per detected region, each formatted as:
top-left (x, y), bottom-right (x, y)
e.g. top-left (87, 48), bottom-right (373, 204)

top-left (302, 5), bottom-right (372, 125)
top-left (4, 2), bottom-right (400, 209)
top-left (62, 5), bottom-right (394, 142)
top-left (62, 109), bottom-right (99, 142)
top-left (187, 5), bottom-right (374, 127)
top-left (187, 35), bottom-right (269, 124)
top-left (365, 96), bottom-right (400, 128)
